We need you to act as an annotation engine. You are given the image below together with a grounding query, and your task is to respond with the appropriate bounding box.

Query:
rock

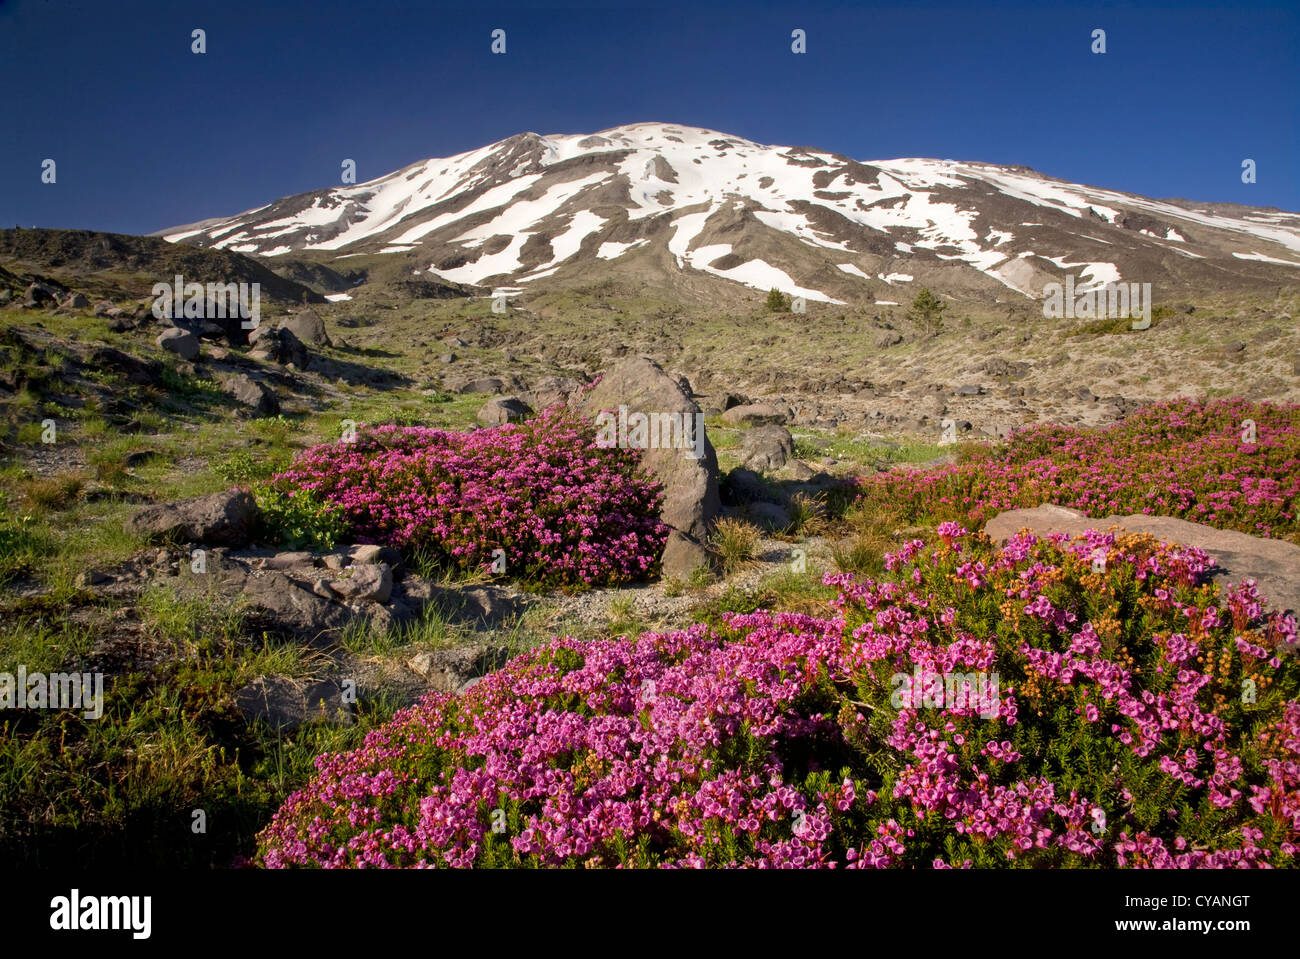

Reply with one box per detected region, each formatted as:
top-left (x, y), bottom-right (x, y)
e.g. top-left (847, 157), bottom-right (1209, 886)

top-left (1076, 386), bottom-right (1096, 403)
top-left (262, 551), bottom-right (314, 570)
top-left (247, 323), bottom-right (275, 347)
top-left (875, 331), bottom-right (903, 348)
top-left (327, 563), bottom-right (393, 604)
top-left (460, 377), bottom-right (506, 394)
top-left (73, 345), bottom-right (161, 385)
top-left (721, 403), bottom-right (787, 426)
top-left (477, 396), bottom-right (531, 426)
top-left (782, 460), bottom-right (817, 482)
top-left (349, 544), bottom-right (402, 567)
top-left (238, 569), bottom-right (355, 642)
top-left (197, 320), bottom-right (227, 341)
top-left (125, 490), bottom-right (257, 546)
top-left (456, 586), bottom-right (521, 627)
top-left (93, 299), bottom-right (115, 317)
top-left (220, 372), bottom-right (280, 417)
top-left (156, 327), bottom-right (200, 361)
top-left (723, 467), bottom-right (772, 504)
top-left (275, 326), bottom-right (311, 368)
top-left (124, 449), bottom-right (157, 468)
top-left (521, 375), bottom-right (581, 411)
top-left (745, 500), bottom-right (792, 531)
top-left (407, 644), bottom-right (511, 694)
top-left (60, 292), bottom-right (90, 310)
top-left (921, 394), bottom-right (946, 416)
top-left (24, 282), bottom-right (57, 308)
top-left (235, 676), bottom-right (353, 731)
top-left (280, 309), bottom-right (331, 346)
top-left (739, 424), bottom-right (794, 472)
top-left (439, 353), bottom-right (457, 364)
top-left (572, 355), bottom-right (720, 577)
top-left (75, 569), bottom-right (112, 588)
top-left (956, 384), bottom-right (982, 397)
top-left (984, 505), bottom-right (1300, 619)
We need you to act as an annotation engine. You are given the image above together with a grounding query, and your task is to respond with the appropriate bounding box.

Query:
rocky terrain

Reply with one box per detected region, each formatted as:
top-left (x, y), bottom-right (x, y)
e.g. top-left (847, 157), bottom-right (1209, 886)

top-left (1, 130), bottom-right (1298, 868)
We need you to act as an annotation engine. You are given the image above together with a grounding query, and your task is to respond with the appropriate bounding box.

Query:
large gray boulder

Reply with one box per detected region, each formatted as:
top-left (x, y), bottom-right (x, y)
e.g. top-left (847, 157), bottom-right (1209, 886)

top-left (275, 326), bottom-right (311, 368)
top-left (571, 356), bottom-right (720, 577)
top-left (477, 396), bottom-right (531, 426)
top-left (739, 424), bottom-right (794, 472)
top-left (984, 505), bottom-right (1300, 619)
top-left (220, 373), bottom-right (280, 417)
top-left (126, 490), bottom-right (257, 546)
top-left (280, 309), bottom-right (331, 347)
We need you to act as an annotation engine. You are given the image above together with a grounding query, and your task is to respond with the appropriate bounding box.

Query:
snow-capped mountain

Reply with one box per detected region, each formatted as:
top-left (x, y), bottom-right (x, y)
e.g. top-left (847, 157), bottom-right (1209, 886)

top-left (161, 123), bottom-right (1300, 304)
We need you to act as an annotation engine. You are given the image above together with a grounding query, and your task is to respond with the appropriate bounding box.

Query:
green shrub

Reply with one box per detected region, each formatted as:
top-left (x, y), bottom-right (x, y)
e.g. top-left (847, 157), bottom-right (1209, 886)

top-left (253, 485), bottom-right (350, 550)
top-left (765, 288), bottom-right (792, 313)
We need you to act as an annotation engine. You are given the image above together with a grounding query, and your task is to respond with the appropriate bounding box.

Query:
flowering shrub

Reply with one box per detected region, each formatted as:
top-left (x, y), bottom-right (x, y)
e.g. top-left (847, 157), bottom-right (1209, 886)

top-left (270, 406), bottom-right (668, 589)
top-left (856, 399), bottom-right (1300, 537)
top-left (255, 526), bottom-right (1299, 868)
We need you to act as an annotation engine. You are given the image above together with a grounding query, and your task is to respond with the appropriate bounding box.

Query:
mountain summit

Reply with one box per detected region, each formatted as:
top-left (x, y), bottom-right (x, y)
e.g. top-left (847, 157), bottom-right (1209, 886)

top-left (161, 122), bottom-right (1300, 304)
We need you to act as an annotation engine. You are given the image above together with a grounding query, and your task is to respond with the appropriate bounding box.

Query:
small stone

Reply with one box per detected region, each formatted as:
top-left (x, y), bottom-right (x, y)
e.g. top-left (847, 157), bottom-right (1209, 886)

top-left (157, 327), bottom-right (200, 361)
top-left (327, 563), bottom-right (393, 604)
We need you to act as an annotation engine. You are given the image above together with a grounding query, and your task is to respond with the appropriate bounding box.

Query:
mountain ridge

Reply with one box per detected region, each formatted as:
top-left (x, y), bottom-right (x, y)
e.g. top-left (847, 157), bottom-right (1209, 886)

top-left (157, 122), bottom-right (1300, 307)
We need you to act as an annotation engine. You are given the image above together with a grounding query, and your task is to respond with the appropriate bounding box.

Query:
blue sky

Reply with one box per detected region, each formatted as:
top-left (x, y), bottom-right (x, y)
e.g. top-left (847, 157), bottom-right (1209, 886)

top-left (1, 0), bottom-right (1296, 236)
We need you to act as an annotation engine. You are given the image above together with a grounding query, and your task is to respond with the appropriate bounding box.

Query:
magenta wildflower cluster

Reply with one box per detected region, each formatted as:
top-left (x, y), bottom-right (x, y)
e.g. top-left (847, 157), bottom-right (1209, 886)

top-left (255, 525), bottom-right (1299, 868)
top-left (270, 406), bottom-right (668, 588)
top-left (858, 399), bottom-right (1300, 537)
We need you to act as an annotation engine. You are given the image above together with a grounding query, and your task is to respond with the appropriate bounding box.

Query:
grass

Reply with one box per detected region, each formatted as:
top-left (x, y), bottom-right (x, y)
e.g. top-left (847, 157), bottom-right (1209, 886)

top-left (708, 516), bottom-right (761, 576)
top-left (0, 285), bottom-right (1295, 867)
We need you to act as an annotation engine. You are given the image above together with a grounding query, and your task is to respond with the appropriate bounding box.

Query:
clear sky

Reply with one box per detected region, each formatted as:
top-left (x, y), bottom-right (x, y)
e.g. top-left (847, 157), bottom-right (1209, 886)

top-left (1, 0), bottom-right (1296, 236)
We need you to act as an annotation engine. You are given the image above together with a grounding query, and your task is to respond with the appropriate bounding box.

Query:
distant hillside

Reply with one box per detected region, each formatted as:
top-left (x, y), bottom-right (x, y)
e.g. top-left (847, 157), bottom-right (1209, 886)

top-left (0, 228), bottom-right (324, 304)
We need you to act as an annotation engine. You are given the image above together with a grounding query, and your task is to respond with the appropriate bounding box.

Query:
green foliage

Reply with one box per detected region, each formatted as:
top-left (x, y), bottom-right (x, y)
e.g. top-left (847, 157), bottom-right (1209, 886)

top-left (0, 496), bottom-right (52, 584)
top-left (907, 287), bottom-right (947, 335)
top-left (765, 288), bottom-right (792, 313)
top-left (709, 516), bottom-right (761, 576)
top-left (215, 449), bottom-right (286, 486)
top-left (252, 484), bottom-right (350, 550)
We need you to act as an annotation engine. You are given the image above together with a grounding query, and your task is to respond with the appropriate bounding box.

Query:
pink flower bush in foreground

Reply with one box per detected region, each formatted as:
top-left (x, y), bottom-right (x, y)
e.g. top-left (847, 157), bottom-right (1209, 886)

top-left (856, 399), bottom-right (1300, 537)
top-left (256, 527), bottom-right (1299, 868)
top-left (270, 406), bottom-right (668, 589)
